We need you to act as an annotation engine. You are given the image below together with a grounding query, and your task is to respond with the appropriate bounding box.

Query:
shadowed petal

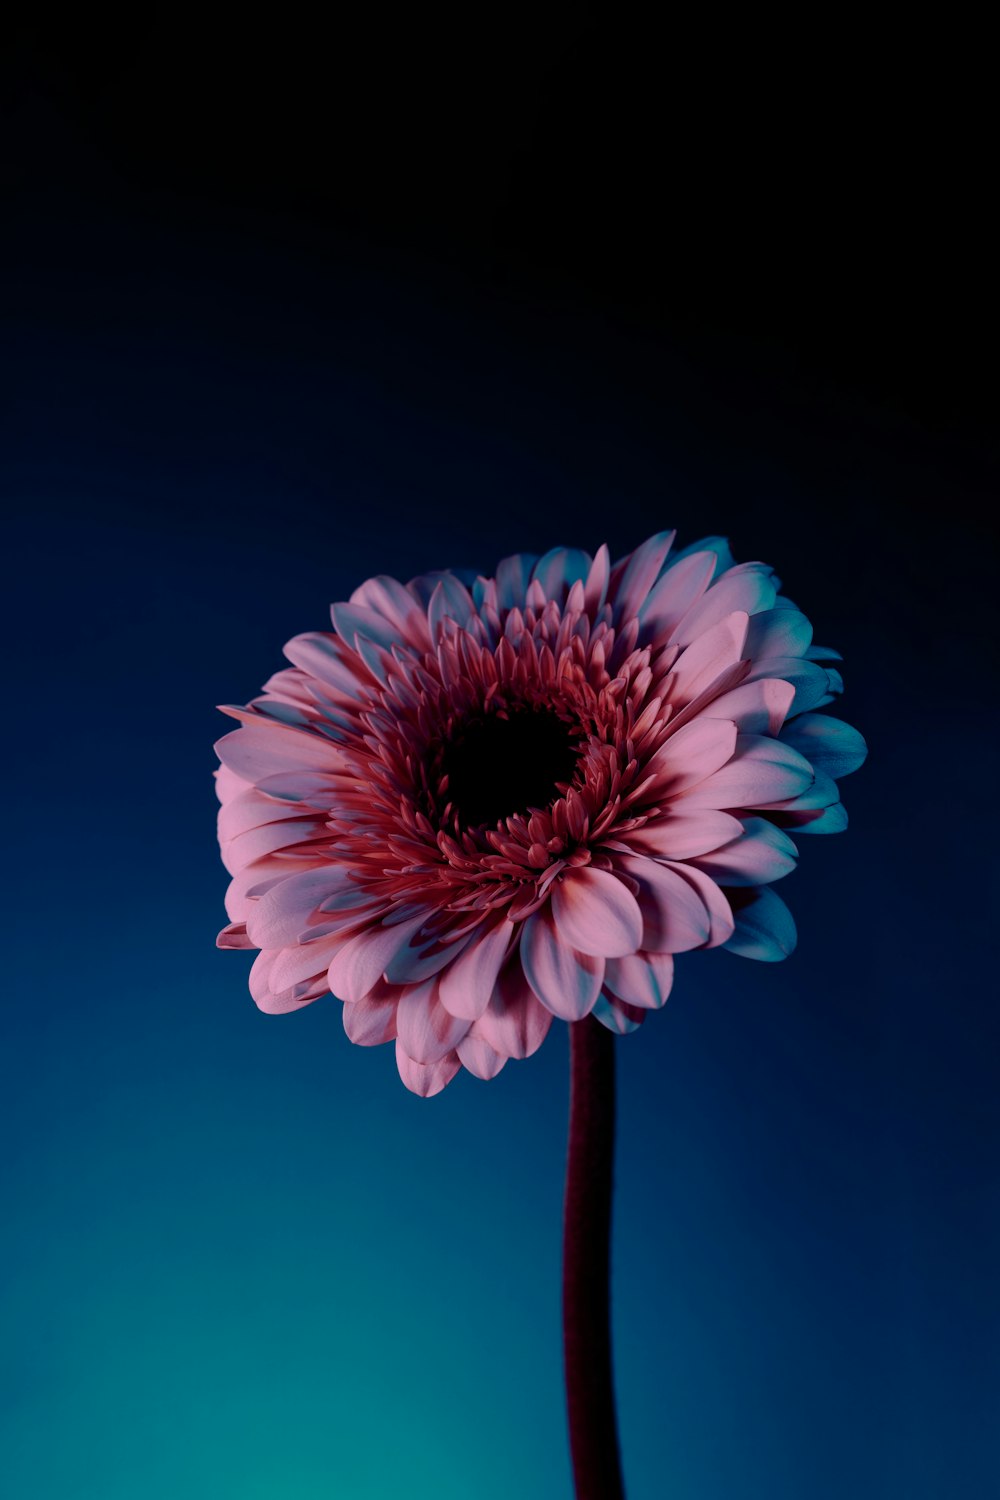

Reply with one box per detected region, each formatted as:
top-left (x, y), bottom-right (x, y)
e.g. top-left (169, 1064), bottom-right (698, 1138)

top-left (617, 854), bottom-right (711, 952)
top-left (779, 714), bottom-right (868, 779)
top-left (604, 949), bottom-right (674, 1009)
top-left (470, 957), bottom-right (553, 1058)
top-left (521, 909), bottom-right (605, 1019)
top-left (592, 993), bottom-right (647, 1033)
top-left (723, 887), bottom-right (797, 961)
top-left (437, 920), bottom-right (515, 1020)
top-left (692, 817), bottom-right (798, 886)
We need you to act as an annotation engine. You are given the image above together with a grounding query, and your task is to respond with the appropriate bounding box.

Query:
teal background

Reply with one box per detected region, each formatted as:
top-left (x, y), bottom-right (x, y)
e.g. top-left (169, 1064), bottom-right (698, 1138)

top-left (3, 16), bottom-right (998, 1498)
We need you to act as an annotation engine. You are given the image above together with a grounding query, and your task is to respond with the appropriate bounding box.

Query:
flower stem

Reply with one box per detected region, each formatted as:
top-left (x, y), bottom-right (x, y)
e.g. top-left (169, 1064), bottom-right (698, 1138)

top-left (563, 1015), bottom-right (626, 1500)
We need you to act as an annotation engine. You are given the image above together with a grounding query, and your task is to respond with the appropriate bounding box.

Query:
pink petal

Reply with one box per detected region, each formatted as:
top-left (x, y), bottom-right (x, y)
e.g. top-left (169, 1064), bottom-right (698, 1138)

top-left (220, 816), bottom-right (327, 875)
top-left (638, 551), bottom-right (716, 640)
top-left (550, 867), bottom-right (643, 958)
top-left (692, 817), bottom-right (798, 886)
top-left (396, 981), bottom-right (471, 1064)
top-left (214, 723), bottom-right (342, 782)
top-left (664, 863), bottom-right (735, 946)
top-left (604, 950), bottom-right (675, 1009)
top-left (327, 912), bottom-right (429, 1002)
top-left (216, 921), bottom-right (254, 950)
top-left (666, 612), bottom-right (750, 703)
top-left (246, 866), bottom-right (362, 948)
top-left (616, 854), bottom-right (711, 952)
top-left (437, 920), bottom-right (515, 1020)
top-left (701, 678), bottom-right (796, 736)
top-left (520, 909), bottom-right (605, 1019)
top-left (282, 632), bottom-right (373, 697)
top-left (470, 958), bottom-right (553, 1058)
top-left (395, 1042), bottom-right (461, 1097)
top-left (670, 562), bottom-right (776, 646)
top-left (642, 718), bottom-right (738, 795)
top-left (349, 574), bottom-right (432, 650)
top-left (609, 531), bottom-right (676, 622)
top-left (268, 935), bottom-right (342, 992)
top-left (456, 1034), bottom-right (507, 1080)
top-left (249, 949), bottom-right (316, 1015)
top-left (343, 990), bottom-right (398, 1046)
top-left (623, 809), bottom-right (743, 859)
top-left (676, 734), bottom-right (814, 810)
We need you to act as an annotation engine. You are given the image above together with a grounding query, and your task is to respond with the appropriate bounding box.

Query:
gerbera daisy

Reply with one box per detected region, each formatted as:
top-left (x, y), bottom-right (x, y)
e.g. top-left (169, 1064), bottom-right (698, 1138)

top-left (214, 532), bottom-right (866, 1095)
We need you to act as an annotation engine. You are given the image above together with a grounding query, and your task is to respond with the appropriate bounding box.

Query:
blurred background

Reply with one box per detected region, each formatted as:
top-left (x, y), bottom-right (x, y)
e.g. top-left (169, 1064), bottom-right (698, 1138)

top-left (2, 11), bottom-right (997, 1498)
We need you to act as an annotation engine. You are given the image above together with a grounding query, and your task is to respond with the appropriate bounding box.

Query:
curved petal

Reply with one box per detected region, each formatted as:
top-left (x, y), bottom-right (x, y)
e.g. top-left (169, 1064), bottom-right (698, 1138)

top-left (723, 887), bottom-right (797, 961)
top-left (779, 714), bottom-right (868, 779)
top-left (604, 949), bottom-right (674, 1009)
top-left (343, 990), bottom-right (398, 1046)
top-left (592, 993), bottom-right (647, 1033)
top-left (616, 854), bottom-right (711, 952)
top-left (676, 734), bottom-right (814, 810)
top-left (437, 920), bottom-right (515, 1021)
top-left (456, 1034), bottom-right (507, 1080)
top-left (531, 547), bottom-right (592, 600)
top-left (327, 912), bottom-right (429, 1002)
top-left (520, 909), bottom-right (605, 1019)
top-left (246, 866), bottom-right (363, 948)
top-left (671, 563), bottom-right (776, 646)
top-left (643, 718), bottom-right (738, 795)
top-left (692, 817), bottom-right (799, 887)
top-left (550, 868), bottom-right (643, 958)
top-left (622, 809), bottom-right (743, 859)
top-left (667, 613), bottom-right (750, 703)
top-left (396, 982), bottom-right (471, 1064)
top-left (470, 957), bottom-right (552, 1058)
top-left (609, 530), bottom-right (676, 623)
top-left (395, 1042), bottom-right (461, 1097)
top-left (639, 551), bottom-right (717, 641)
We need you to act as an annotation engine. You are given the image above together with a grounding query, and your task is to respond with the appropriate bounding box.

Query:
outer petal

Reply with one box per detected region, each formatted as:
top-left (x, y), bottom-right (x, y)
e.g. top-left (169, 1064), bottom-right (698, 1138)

top-left (592, 994), bottom-right (647, 1033)
top-left (643, 718), bottom-right (738, 795)
top-left (623, 809), bottom-right (743, 859)
top-left (779, 714), bottom-right (868, 779)
top-left (520, 910), bottom-right (605, 1019)
top-left (604, 949), bottom-right (674, 1009)
top-left (609, 530), bottom-right (677, 623)
top-left (671, 563), bottom-right (777, 646)
top-left (550, 868), bottom-right (644, 958)
top-left (723, 887), bottom-right (797, 961)
top-left (246, 866), bottom-right (362, 948)
top-left (470, 957), bottom-right (553, 1058)
top-left (396, 982), bottom-right (471, 1064)
top-left (456, 1034), bottom-right (507, 1080)
top-left (616, 854), bottom-right (711, 952)
top-left (666, 613), bottom-right (750, 703)
top-left (692, 817), bottom-right (799, 886)
top-left (676, 734), bottom-right (814, 810)
top-left (343, 989), bottom-right (398, 1046)
top-left (395, 1043), bottom-right (461, 1097)
top-left (327, 912), bottom-right (430, 1002)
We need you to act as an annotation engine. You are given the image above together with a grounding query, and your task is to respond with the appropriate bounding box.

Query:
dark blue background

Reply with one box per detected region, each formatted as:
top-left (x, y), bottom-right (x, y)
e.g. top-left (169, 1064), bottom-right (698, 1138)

top-left (3, 17), bottom-right (997, 1498)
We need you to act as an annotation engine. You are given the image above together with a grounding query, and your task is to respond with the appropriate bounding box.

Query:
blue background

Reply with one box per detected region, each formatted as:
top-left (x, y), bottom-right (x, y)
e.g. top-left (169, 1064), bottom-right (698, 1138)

top-left (3, 19), bottom-right (998, 1498)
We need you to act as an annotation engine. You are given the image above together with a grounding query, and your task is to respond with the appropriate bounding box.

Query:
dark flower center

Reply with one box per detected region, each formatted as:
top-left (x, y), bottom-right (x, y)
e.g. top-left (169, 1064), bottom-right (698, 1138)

top-left (441, 707), bottom-right (582, 828)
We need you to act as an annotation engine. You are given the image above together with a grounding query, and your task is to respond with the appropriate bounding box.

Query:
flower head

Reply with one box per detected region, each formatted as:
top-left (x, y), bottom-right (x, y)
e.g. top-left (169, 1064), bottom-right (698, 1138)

top-left (215, 534), bottom-right (866, 1095)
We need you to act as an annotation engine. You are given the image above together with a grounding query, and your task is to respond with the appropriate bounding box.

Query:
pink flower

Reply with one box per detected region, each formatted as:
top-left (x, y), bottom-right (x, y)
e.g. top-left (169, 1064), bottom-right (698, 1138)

top-left (215, 534), bottom-right (866, 1095)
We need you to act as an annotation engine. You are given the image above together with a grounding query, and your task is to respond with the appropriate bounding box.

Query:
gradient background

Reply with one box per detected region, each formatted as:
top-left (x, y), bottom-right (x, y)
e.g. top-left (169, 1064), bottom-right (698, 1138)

top-left (3, 16), bottom-right (998, 1499)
